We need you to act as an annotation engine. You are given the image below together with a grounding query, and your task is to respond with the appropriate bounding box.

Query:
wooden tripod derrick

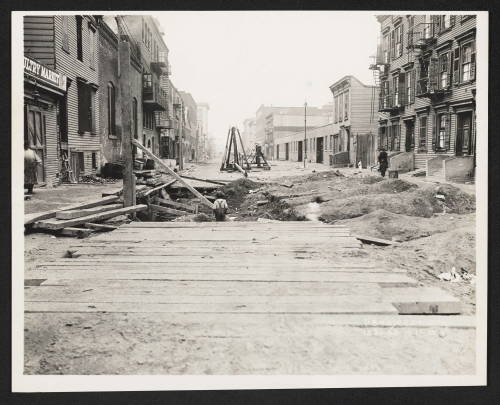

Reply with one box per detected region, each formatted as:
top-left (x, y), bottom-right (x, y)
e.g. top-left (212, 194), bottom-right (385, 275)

top-left (220, 126), bottom-right (251, 176)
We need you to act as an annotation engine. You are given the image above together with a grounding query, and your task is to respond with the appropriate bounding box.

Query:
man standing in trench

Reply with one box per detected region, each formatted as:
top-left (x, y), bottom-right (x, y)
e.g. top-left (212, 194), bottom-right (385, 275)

top-left (377, 148), bottom-right (388, 178)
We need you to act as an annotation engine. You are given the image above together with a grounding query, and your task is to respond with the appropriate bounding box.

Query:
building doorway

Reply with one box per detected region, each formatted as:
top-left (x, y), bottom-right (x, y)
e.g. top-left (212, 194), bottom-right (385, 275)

top-left (456, 111), bottom-right (473, 156)
top-left (285, 143), bottom-right (289, 160)
top-left (316, 137), bottom-right (324, 163)
top-left (298, 140), bottom-right (303, 162)
top-left (405, 120), bottom-right (415, 152)
top-left (25, 105), bottom-right (46, 183)
top-left (276, 144), bottom-right (280, 160)
top-left (71, 151), bottom-right (84, 181)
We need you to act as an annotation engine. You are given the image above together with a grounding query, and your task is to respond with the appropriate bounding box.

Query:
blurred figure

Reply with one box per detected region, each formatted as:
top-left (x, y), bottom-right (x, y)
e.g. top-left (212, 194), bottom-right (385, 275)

top-left (377, 148), bottom-right (388, 177)
top-left (24, 142), bottom-right (41, 194)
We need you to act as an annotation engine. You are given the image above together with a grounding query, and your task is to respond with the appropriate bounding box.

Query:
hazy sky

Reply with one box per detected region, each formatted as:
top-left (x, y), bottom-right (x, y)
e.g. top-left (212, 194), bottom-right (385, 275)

top-left (157, 11), bottom-right (380, 150)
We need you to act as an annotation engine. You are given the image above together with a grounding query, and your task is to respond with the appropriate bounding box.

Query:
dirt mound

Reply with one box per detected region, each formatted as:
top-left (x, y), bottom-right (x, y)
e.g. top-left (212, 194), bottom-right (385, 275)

top-left (337, 210), bottom-right (475, 242)
top-left (369, 179), bottom-right (418, 194)
top-left (221, 178), bottom-right (261, 204)
top-left (306, 183), bottom-right (475, 222)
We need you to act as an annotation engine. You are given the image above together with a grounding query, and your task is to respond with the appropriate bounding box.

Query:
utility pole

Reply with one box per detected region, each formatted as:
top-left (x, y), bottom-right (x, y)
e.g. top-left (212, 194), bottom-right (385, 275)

top-left (304, 101), bottom-right (307, 168)
top-left (116, 18), bottom-right (136, 208)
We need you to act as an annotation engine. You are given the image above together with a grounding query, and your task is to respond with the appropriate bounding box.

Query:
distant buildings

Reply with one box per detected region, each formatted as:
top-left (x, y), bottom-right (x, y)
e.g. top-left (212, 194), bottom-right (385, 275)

top-left (241, 118), bottom-right (256, 152)
top-left (196, 102), bottom-right (210, 161)
top-left (23, 14), bottom-right (207, 184)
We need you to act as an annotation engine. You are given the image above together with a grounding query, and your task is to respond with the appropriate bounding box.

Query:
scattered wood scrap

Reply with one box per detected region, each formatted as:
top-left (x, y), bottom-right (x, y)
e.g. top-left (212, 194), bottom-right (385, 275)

top-left (150, 204), bottom-right (189, 217)
top-left (25, 196), bottom-right (121, 225)
top-left (157, 198), bottom-right (198, 213)
top-left (143, 179), bottom-right (177, 197)
top-left (34, 205), bottom-right (148, 231)
top-left (59, 227), bottom-right (93, 238)
top-left (179, 175), bottom-right (228, 186)
top-left (56, 204), bottom-right (123, 220)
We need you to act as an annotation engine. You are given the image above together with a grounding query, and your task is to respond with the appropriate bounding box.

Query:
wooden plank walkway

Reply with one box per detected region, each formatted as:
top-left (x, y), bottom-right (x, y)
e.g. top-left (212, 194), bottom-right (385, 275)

top-left (24, 221), bottom-right (474, 375)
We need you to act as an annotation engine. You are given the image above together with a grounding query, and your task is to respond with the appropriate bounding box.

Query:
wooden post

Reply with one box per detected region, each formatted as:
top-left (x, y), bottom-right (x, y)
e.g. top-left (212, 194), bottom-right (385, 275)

top-left (119, 40), bottom-right (136, 208)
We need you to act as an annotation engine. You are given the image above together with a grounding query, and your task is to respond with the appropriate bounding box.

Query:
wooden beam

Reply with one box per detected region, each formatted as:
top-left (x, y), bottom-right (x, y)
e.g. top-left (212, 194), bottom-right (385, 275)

top-left (24, 196), bottom-right (120, 225)
top-left (56, 204), bottom-right (123, 220)
top-left (234, 162), bottom-right (248, 177)
top-left (143, 179), bottom-right (177, 197)
top-left (34, 205), bottom-right (148, 230)
top-left (119, 40), bottom-right (136, 208)
top-left (84, 223), bottom-right (118, 232)
top-left (354, 234), bottom-right (398, 246)
top-left (150, 204), bottom-right (189, 217)
top-left (179, 175), bottom-right (228, 186)
top-left (132, 139), bottom-right (214, 209)
top-left (157, 198), bottom-right (197, 213)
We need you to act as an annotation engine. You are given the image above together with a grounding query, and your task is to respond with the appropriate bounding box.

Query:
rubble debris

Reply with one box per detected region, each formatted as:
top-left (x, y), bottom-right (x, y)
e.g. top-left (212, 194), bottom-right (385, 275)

top-left (280, 182), bottom-right (294, 188)
top-left (256, 200), bottom-right (269, 206)
top-left (59, 227), bottom-right (92, 238)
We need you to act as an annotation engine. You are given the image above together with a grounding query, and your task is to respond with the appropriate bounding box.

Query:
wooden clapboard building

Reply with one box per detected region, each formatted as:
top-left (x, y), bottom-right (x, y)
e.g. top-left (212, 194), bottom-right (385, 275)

top-left (372, 15), bottom-right (476, 181)
top-left (24, 15), bottom-right (101, 184)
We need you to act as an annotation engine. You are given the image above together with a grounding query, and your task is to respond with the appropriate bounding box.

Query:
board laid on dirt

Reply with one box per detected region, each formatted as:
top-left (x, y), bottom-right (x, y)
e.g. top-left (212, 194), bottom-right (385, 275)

top-left (24, 220), bottom-right (468, 374)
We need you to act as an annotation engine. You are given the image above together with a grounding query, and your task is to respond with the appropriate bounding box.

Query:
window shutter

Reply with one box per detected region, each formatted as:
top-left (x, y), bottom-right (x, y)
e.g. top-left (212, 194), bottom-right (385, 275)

top-left (445, 113), bottom-right (451, 151)
top-left (411, 70), bottom-right (416, 103)
top-left (453, 47), bottom-right (460, 85)
top-left (390, 30), bottom-right (394, 60)
top-left (399, 26), bottom-right (403, 57)
top-left (77, 82), bottom-right (85, 132)
top-left (470, 41), bottom-right (476, 81)
top-left (62, 16), bottom-right (69, 52)
top-left (446, 51), bottom-right (452, 88)
top-left (429, 58), bottom-right (438, 91)
top-left (450, 15), bottom-right (456, 27)
top-left (431, 113), bottom-right (437, 151)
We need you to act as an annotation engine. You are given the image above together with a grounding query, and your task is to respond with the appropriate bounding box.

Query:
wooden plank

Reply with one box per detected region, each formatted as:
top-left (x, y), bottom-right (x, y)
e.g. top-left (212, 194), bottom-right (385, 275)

top-left (142, 179), bottom-right (177, 197)
top-left (179, 175), bottom-right (228, 186)
top-left (56, 204), bottom-right (123, 220)
top-left (28, 270), bottom-right (418, 284)
top-left (33, 205), bottom-right (148, 230)
top-left (24, 301), bottom-right (399, 314)
top-left (355, 234), bottom-right (399, 246)
top-left (119, 222), bottom-right (349, 229)
top-left (84, 223), bottom-right (118, 232)
top-left (24, 196), bottom-right (120, 225)
top-left (157, 198), bottom-right (197, 213)
top-left (59, 228), bottom-right (92, 238)
top-left (150, 204), bottom-right (189, 216)
top-left (132, 139), bottom-right (214, 209)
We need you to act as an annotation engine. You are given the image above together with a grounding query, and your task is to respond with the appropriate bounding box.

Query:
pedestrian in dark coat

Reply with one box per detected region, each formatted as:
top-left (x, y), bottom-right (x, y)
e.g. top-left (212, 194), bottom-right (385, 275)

top-left (377, 148), bottom-right (388, 177)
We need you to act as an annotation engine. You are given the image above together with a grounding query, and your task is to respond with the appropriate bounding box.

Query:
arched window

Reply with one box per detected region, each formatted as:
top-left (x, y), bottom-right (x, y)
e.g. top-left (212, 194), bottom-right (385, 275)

top-left (132, 98), bottom-right (138, 139)
top-left (107, 82), bottom-right (116, 136)
top-left (147, 139), bottom-right (151, 149)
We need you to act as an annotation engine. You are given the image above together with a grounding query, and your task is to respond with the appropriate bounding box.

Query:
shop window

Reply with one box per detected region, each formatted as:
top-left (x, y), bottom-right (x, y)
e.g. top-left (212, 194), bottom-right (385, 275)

top-left (76, 16), bottom-right (83, 62)
top-left (107, 82), bottom-right (116, 136)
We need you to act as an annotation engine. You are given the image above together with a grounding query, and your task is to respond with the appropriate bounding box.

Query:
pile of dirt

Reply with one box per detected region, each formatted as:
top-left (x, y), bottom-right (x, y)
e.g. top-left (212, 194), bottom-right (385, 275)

top-left (307, 183), bottom-right (475, 222)
top-left (221, 178), bottom-right (262, 205)
top-left (337, 210), bottom-right (475, 242)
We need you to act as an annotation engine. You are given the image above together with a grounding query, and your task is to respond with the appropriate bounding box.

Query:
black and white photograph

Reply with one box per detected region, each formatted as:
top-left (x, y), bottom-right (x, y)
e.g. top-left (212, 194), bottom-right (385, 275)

top-left (12, 10), bottom-right (487, 391)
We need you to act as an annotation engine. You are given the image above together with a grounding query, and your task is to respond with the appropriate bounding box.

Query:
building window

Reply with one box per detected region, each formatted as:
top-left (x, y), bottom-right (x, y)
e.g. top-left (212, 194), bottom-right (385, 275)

top-left (107, 82), bottom-right (116, 136)
top-left (423, 15), bottom-right (432, 39)
top-left (392, 75), bottom-right (400, 106)
top-left (76, 16), bottom-right (83, 62)
top-left (407, 16), bottom-right (415, 47)
top-left (77, 81), bottom-right (95, 134)
top-left (143, 111), bottom-right (154, 130)
top-left (383, 33), bottom-right (389, 63)
top-left (394, 25), bottom-right (403, 58)
top-left (91, 152), bottom-right (97, 169)
top-left (61, 16), bottom-right (69, 52)
top-left (418, 116), bottom-right (427, 151)
top-left (89, 25), bottom-right (96, 68)
top-left (438, 52), bottom-right (451, 89)
top-left (143, 72), bottom-right (152, 89)
top-left (461, 42), bottom-right (475, 82)
top-left (132, 98), bottom-right (138, 139)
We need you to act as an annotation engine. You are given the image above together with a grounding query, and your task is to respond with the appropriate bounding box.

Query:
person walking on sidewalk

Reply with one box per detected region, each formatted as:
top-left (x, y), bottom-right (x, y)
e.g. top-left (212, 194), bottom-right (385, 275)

top-left (24, 142), bottom-right (41, 194)
top-left (213, 191), bottom-right (229, 222)
top-left (377, 148), bottom-right (388, 178)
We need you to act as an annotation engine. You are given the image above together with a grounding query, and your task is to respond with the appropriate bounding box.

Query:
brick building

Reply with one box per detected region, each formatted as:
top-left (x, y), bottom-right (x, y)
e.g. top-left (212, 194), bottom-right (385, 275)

top-left (372, 14), bottom-right (476, 181)
top-left (179, 91), bottom-right (198, 162)
top-left (97, 16), bottom-right (143, 166)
